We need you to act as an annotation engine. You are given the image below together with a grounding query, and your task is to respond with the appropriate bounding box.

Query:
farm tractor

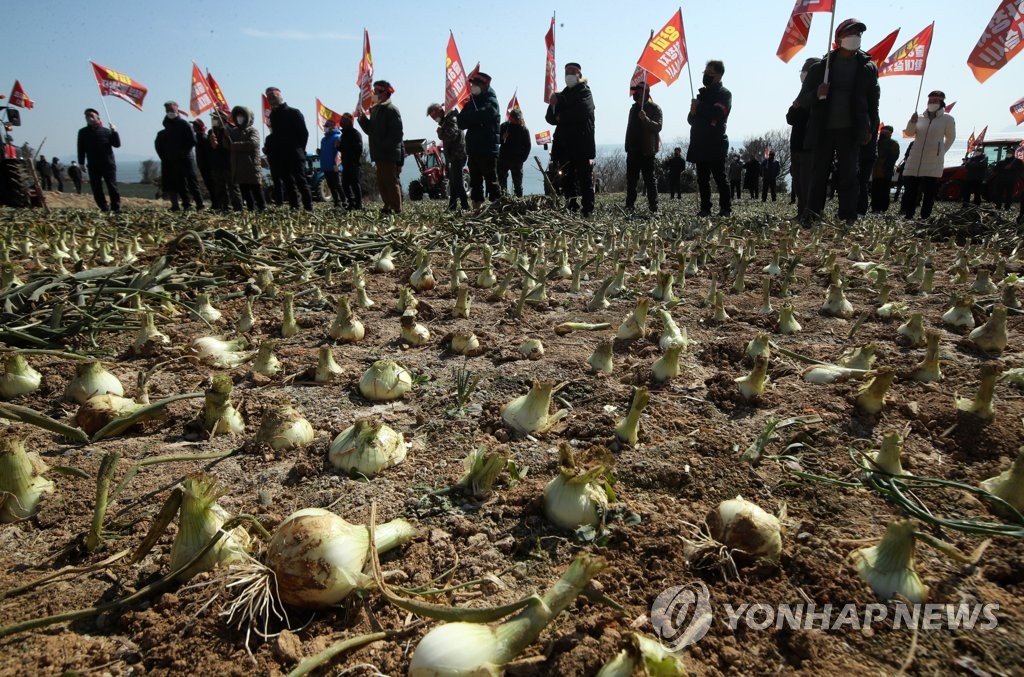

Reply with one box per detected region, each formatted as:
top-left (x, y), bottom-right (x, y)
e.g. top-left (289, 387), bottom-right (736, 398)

top-left (403, 138), bottom-right (469, 201)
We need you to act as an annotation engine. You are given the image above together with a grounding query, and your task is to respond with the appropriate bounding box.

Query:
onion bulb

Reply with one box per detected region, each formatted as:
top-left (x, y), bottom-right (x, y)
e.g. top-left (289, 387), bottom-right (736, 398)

top-left (397, 286), bottom-right (418, 314)
top-left (64, 361), bottom-right (124, 405)
top-left (169, 473), bottom-right (251, 581)
top-left (544, 443), bottom-right (610, 531)
top-left (652, 343), bottom-right (683, 384)
top-left (328, 417), bottom-right (406, 477)
top-left (968, 304), bottom-right (1007, 353)
top-left (194, 293), bottom-right (222, 323)
top-left (656, 308), bottom-right (687, 351)
top-left (280, 292), bottom-right (299, 338)
top-left (518, 338), bottom-right (544, 360)
top-left (0, 354), bottom-right (42, 399)
top-left (587, 277), bottom-right (614, 312)
top-left (821, 283), bottom-right (854, 318)
top-left (199, 374), bottom-right (245, 436)
top-left (849, 520), bottom-right (928, 603)
top-left (855, 368), bottom-right (896, 415)
top-left (837, 344), bottom-right (876, 371)
top-left (969, 269), bottom-right (997, 295)
top-left (359, 360), bottom-right (413, 402)
top-left (250, 340), bottom-right (282, 378)
top-left (75, 393), bottom-right (141, 435)
top-left (0, 430), bottom-right (54, 523)
top-left (257, 399), bottom-right (314, 451)
top-left (236, 298), bottom-right (256, 333)
top-left (587, 339), bottom-right (614, 374)
top-left (897, 312), bottom-right (926, 347)
top-left (777, 305), bottom-right (802, 335)
top-left (801, 364), bottom-right (868, 384)
top-left (329, 297), bottom-right (364, 343)
top-left (955, 363), bottom-right (998, 420)
top-left (453, 285), bottom-right (472, 319)
top-left (400, 313), bottom-right (431, 347)
top-left (409, 249), bottom-right (436, 291)
top-left (910, 332), bottom-right (942, 382)
top-left (615, 386), bottom-right (650, 445)
top-left (190, 336), bottom-right (253, 368)
top-left (132, 312), bottom-right (170, 355)
top-left (942, 296), bottom-right (975, 330)
top-left (596, 632), bottom-right (686, 677)
top-left (979, 448), bottom-right (1024, 519)
top-left (862, 432), bottom-right (906, 476)
top-left (705, 496), bottom-right (782, 561)
top-left (314, 346), bottom-right (344, 383)
top-left (502, 380), bottom-right (566, 436)
top-left (616, 298), bottom-right (650, 340)
top-left (735, 354), bottom-right (769, 401)
top-left (450, 331), bottom-right (481, 356)
top-left (373, 246), bottom-right (395, 273)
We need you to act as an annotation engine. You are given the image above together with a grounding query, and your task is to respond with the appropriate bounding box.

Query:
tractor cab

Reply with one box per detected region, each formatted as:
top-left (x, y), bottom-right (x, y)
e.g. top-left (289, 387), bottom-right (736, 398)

top-left (403, 138), bottom-right (469, 201)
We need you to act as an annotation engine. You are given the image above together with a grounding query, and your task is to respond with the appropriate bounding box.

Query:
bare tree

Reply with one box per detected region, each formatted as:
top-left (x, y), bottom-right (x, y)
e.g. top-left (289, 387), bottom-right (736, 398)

top-left (740, 129), bottom-right (792, 190)
top-left (593, 149), bottom-right (627, 193)
top-left (140, 159), bottom-right (160, 185)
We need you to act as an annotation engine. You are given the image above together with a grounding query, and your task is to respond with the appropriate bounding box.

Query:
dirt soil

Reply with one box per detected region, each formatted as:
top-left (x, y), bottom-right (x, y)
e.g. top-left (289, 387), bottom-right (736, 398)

top-left (0, 196), bottom-right (1022, 676)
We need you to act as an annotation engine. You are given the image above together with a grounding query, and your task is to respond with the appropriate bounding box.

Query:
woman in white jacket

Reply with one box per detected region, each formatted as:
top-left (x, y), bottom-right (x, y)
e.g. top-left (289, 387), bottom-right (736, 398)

top-left (900, 89), bottom-right (956, 219)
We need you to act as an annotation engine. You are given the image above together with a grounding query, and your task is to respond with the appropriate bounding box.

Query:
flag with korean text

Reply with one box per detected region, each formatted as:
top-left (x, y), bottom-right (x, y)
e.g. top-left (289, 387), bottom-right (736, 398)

top-left (867, 28), bottom-right (901, 68)
top-left (535, 130), bottom-right (551, 145)
top-left (636, 9), bottom-right (688, 85)
top-left (968, 0), bottom-right (1024, 83)
top-left (189, 64), bottom-right (214, 117)
top-left (356, 29), bottom-right (374, 113)
top-left (776, 0), bottom-right (833, 63)
top-left (316, 98), bottom-right (342, 131)
top-left (90, 61), bottom-right (148, 111)
top-left (206, 71), bottom-right (231, 115)
top-left (9, 80), bottom-right (33, 109)
top-left (544, 16), bottom-right (557, 103)
top-left (878, 23), bottom-right (934, 77)
top-left (1010, 95), bottom-right (1024, 124)
top-left (445, 33), bottom-right (471, 112)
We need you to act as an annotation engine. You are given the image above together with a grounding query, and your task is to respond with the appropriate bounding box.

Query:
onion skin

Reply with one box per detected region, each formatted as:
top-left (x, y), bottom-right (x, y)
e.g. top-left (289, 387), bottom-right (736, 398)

top-left (706, 497), bottom-right (782, 562)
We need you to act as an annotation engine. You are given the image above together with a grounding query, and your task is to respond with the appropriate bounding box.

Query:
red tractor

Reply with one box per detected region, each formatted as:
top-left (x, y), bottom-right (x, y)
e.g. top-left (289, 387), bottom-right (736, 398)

top-left (403, 138), bottom-right (469, 201)
top-left (937, 136), bottom-right (1024, 202)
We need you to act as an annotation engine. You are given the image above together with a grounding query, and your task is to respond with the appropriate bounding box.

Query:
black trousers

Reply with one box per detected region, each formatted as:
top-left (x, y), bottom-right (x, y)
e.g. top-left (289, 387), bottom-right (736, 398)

top-left (901, 176), bottom-right (939, 219)
top-left (791, 150), bottom-right (812, 216)
top-left (447, 156), bottom-right (468, 207)
top-left (730, 177), bottom-right (742, 199)
top-left (696, 159), bottom-right (730, 214)
top-left (88, 164), bottom-right (120, 212)
top-left (280, 156), bottom-right (312, 210)
top-left (342, 166), bottom-right (362, 209)
top-left (323, 168), bottom-right (344, 206)
top-left (498, 159), bottom-right (524, 197)
top-left (625, 153), bottom-right (657, 211)
top-left (668, 174), bottom-right (682, 198)
top-left (558, 157), bottom-right (595, 215)
top-left (870, 178), bottom-right (892, 213)
top-left (808, 129), bottom-right (859, 221)
top-left (961, 180), bottom-right (983, 206)
top-left (71, 177), bottom-right (82, 194)
top-left (857, 142), bottom-right (876, 216)
top-left (467, 154), bottom-right (499, 203)
top-left (761, 179), bottom-right (777, 201)
top-left (239, 183), bottom-right (266, 211)
top-left (166, 162), bottom-right (204, 209)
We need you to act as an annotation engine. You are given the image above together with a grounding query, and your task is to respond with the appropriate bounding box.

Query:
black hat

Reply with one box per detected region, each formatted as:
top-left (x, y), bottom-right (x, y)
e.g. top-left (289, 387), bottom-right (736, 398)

top-left (835, 18), bottom-right (867, 38)
top-left (565, 62), bottom-right (582, 71)
top-left (927, 90), bottom-right (946, 100)
top-left (84, 108), bottom-right (99, 117)
top-left (470, 72), bottom-right (492, 85)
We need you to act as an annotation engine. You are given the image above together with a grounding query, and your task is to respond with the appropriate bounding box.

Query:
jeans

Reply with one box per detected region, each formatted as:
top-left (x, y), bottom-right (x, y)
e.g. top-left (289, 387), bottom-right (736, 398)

top-left (808, 129), bottom-right (860, 221)
top-left (625, 153), bottom-right (657, 211)
top-left (696, 159), bottom-right (730, 214)
top-left (901, 176), bottom-right (939, 219)
top-left (467, 154), bottom-right (499, 203)
top-left (88, 164), bottom-right (120, 212)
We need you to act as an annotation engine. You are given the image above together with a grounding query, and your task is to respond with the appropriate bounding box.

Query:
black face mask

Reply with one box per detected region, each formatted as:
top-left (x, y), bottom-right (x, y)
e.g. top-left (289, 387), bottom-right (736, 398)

top-left (702, 74), bottom-right (716, 87)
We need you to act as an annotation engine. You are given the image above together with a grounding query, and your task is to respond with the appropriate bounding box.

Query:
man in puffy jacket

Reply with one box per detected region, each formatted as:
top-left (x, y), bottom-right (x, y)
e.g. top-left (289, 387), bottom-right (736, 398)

top-left (157, 101), bottom-right (204, 211)
top-left (961, 148), bottom-right (988, 207)
top-left (687, 60), bottom-right (731, 217)
top-left (358, 80), bottom-right (404, 214)
top-left (624, 83), bottom-right (663, 213)
top-left (429, 103), bottom-right (469, 210)
top-left (546, 62), bottom-right (596, 216)
top-left (458, 72), bottom-right (501, 209)
top-left (77, 108), bottom-right (121, 212)
top-left (320, 119), bottom-right (344, 208)
top-left (498, 108), bottom-right (531, 198)
top-left (338, 113), bottom-right (364, 210)
top-left (786, 58), bottom-right (818, 218)
top-left (266, 87), bottom-right (312, 211)
top-left (664, 147), bottom-right (686, 199)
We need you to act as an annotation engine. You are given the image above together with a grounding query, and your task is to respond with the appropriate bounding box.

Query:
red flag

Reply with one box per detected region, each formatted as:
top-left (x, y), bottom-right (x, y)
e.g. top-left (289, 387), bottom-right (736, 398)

top-left (466, 62), bottom-right (480, 83)
top-left (878, 23), bottom-right (934, 77)
top-left (791, 0), bottom-right (834, 11)
top-left (356, 29), bottom-right (374, 113)
top-left (445, 33), bottom-right (471, 112)
top-left (262, 93), bottom-right (272, 128)
top-left (945, 101), bottom-right (957, 113)
top-left (189, 64), bottom-right (215, 117)
top-left (206, 71), bottom-right (231, 115)
top-left (506, 91), bottom-right (521, 121)
top-left (544, 16), bottom-right (557, 103)
top-left (966, 129), bottom-right (977, 154)
top-left (535, 130), bottom-right (552, 145)
top-left (9, 80), bottom-right (33, 109)
top-left (90, 61), bottom-right (148, 111)
top-left (968, 0), bottom-right (1024, 83)
top-left (1015, 140), bottom-right (1024, 160)
top-left (866, 28), bottom-right (901, 68)
top-left (630, 31), bottom-right (661, 92)
top-left (316, 98), bottom-right (342, 131)
top-left (976, 125), bottom-right (988, 147)
top-left (763, 147), bottom-right (771, 160)
top-left (636, 9), bottom-right (688, 86)
top-left (1011, 95), bottom-right (1024, 125)
top-left (777, 12), bottom-right (813, 63)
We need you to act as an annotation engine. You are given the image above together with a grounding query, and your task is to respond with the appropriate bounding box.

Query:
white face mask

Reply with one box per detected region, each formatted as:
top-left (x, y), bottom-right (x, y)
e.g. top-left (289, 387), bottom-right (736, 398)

top-left (471, 85), bottom-right (482, 96)
top-left (165, 111), bottom-right (178, 120)
top-left (840, 35), bottom-right (861, 51)
top-left (926, 103), bottom-right (941, 113)
top-left (235, 115), bottom-right (246, 125)
top-left (800, 72), bottom-right (807, 83)
top-left (565, 74), bottom-right (579, 87)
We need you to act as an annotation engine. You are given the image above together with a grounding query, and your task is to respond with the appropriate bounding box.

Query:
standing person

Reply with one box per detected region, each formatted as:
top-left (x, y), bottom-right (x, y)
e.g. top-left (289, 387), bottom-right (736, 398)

top-left (427, 103), bottom-right (468, 211)
top-left (624, 83), bottom-right (663, 213)
top-left (990, 154), bottom-right (1021, 210)
top-left (154, 129), bottom-right (179, 209)
top-left (338, 113), bottom-right (364, 210)
top-left (761, 151), bottom-right (781, 201)
top-left (228, 106), bottom-right (266, 212)
top-left (869, 125), bottom-right (900, 213)
top-left (786, 58), bottom-right (817, 218)
top-left (51, 157), bottom-right (65, 192)
top-left (263, 132), bottom-right (284, 207)
top-left (498, 108), bottom-right (531, 198)
top-left (728, 154), bottom-right (743, 200)
top-left (458, 72), bottom-right (501, 209)
top-left (961, 149), bottom-right (989, 208)
top-left (900, 90), bottom-right (955, 220)
top-left (209, 115), bottom-right (241, 211)
top-left (743, 155), bottom-right (761, 199)
top-left (192, 119), bottom-right (214, 208)
top-left (546, 62), bottom-right (596, 216)
top-left (687, 60), bottom-right (732, 217)
top-left (319, 119), bottom-right (345, 209)
top-left (894, 142), bottom-right (912, 200)
top-left (160, 101), bottom-right (204, 210)
top-left (357, 80), bottom-right (404, 215)
top-left (35, 155), bottom-right (52, 190)
top-left (67, 160), bottom-right (83, 194)
top-left (265, 87), bottom-right (312, 211)
top-left (77, 108), bottom-right (121, 213)
top-left (798, 18), bottom-right (880, 227)
top-left (665, 147), bottom-right (686, 199)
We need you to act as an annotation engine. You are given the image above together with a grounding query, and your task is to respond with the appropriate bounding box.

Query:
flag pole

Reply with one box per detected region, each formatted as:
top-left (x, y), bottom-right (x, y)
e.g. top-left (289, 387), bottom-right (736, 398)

top-left (822, 5), bottom-right (838, 90)
top-left (680, 8), bottom-right (694, 98)
top-left (89, 60), bottom-right (115, 126)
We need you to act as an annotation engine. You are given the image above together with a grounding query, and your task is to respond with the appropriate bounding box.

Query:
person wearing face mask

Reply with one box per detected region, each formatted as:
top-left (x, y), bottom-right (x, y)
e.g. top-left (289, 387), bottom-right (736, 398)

top-left (797, 18), bottom-right (880, 228)
top-left (869, 125), bottom-right (900, 213)
top-left (156, 101), bottom-right (204, 211)
top-left (498, 108), bottom-right (532, 198)
top-left (624, 83), bottom-right (663, 213)
top-left (900, 90), bottom-right (956, 220)
top-left (265, 87), bottom-right (312, 211)
top-left (358, 80), bottom-right (404, 215)
top-left (961, 148), bottom-right (988, 208)
top-left (227, 105), bottom-right (266, 212)
top-left (319, 119), bottom-right (345, 209)
top-left (427, 103), bottom-right (468, 210)
top-left (545, 62), bottom-right (596, 216)
top-left (208, 114), bottom-right (241, 212)
top-left (787, 58), bottom-right (819, 220)
top-left (77, 108), bottom-right (121, 213)
top-left (338, 113), bottom-right (364, 210)
top-left (192, 120), bottom-right (214, 208)
top-left (458, 72), bottom-right (501, 209)
top-left (687, 60), bottom-right (732, 217)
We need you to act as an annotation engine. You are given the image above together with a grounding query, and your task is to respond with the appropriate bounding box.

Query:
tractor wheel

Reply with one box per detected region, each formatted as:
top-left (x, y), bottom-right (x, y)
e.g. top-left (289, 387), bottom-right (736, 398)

top-left (430, 178), bottom-right (448, 200)
top-left (0, 159), bottom-right (34, 208)
top-left (461, 167), bottom-right (471, 195)
top-left (408, 180), bottom-right (424, 201)
top-left (317, 177), bottom-right (331, 202)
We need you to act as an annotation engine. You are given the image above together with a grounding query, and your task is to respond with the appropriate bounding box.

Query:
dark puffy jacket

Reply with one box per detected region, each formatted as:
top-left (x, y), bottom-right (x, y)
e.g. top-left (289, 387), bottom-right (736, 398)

top-left (77, 125), bottom-right (120, 169)
top-left (545, 81), bottom-right (596, 160)
top-left (498, 121), bottom-right (531, 164)
top-left (267, 103), bottom-right (309, 161)
top-left (210, 125), bottom-right (231, 171)
top-left (437, 110), bottom-right (466, 165)
top-left (358, 100), bottom-right (404, 163)
top-left (762, 158), bottom-right (781, 180)
top-left (686, 82), bottom-right (731, 164)
top-left (458, 87), bottom-right (501, 157)
top-left (872, 137), bottom-right (900, 179)
top-left (964, 153), bottom-right (988, 182)
top-left (228, 106), bottom-right (262, 185)
top-left (194, 130), bottom-right (212, 173)
top-left (786, 103), bottom-right (810, 152)
top-left (160, 115), bottom-right (196, 166)
top-left (797, 50), bottom-right (879, 149)
top-left (624, 99), bottom-right (663, 157)
top-left (338, 126), bottom-right (364, 168)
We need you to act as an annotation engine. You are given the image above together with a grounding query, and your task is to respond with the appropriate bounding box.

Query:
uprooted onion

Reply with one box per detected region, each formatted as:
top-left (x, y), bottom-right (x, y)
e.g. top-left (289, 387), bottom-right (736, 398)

top-left (0, 354), bottom-right (42, 399)
top-left (328, 417), bottom-right (406, 477)
top-left (64, 361), bottom-right (124, 405)
top-left (256, 399), bottom-right (314, 451)
top-left (169, 473), bottom-right (251, 581)
top-left (190, 336), bottom-right (253, 368)
top-left (0, 430), bottom-right (55, 523)
top-left (705, 496), bottom-right (782, 561)
top-left (359, 360), bottom-right (412, 402)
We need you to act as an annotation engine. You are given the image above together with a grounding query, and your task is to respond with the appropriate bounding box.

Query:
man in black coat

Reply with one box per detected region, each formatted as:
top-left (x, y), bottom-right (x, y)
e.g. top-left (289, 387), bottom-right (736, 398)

top-left (961, 149), bottom-right (988, 207)
top-left (664, 148), bottom-right (686, 199)
top-left (265, 87), bottom-right (312, 211)
top-left (51, 157), bottom-right (65, 192)
top-left (786, 58), bottom-right (818, 218)
top-left (338, 113), bottom-right (364, 210)
top-left (458, 72), bottom-right (502, 208)
top-left (35, 155), bottom-right (52, 190)
top-left (545, 62), bottom-right (596, 216)
top-left (498, 108), bottom-right (531, 198)
top-left (687, 60), bottom-right (731, 217)
top-left (870, 125), bottom-right (900, 213)
top-left (797, 18), bottom-right (880, 227)
top-left (357, 80), bottom-right (404, 214)
top-left (157, 101), bottom-right (204, 211)
top-left (624, 84), bottom-right (663, 213)
top-left (192, 119), bottom-right (214, 208)
top-left (67, 161), bottom-right (83, 194)
top-left (77, 108), bottom-right (121, 212)
top-left (761, 151), bottom-right (781, 202)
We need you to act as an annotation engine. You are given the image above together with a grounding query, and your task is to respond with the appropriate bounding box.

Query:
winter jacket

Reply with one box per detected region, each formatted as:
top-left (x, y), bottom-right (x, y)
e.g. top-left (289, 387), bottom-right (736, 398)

top-left (51, 158), bottom-right (64, 177)
top-left (35, 158), bottom-right (52, 177)
top-left (743, 159), bottom-right (761, 189)
top-left (194, 130), bottom-right (212, 174)
top-left (798, 50), bottom-right (879, 149)
top-left (338, 126), bottom-right (364, 169)
top-left (545, 80), bottom-right (596, 161)
top-left (964, 153), bottom-right (988, 182)
top-left (228, 106), bottom-right (262, 185)
top-left (624, 99), bottom-right (663, 157)
top-left (358, 99), bottom-right (404, 163)
top-left (762, 159), bottom-right (781, 181)
top-left (686, 82), bottom-right (731, 164)
top-left (68, 164), bottom-right (82, 180)
top-left (319, 127), bottom-right (341, 171)
top-left (159, 115), bottom-right (197, 166)
top-left (872, 137), bottom-right (900, 179)
top-left (436, 110), bottom-right (466, 165)
top-left (665, 155), bottom-right (686, 177)
top-left (499, 121), bottom-right (532, 164)
top-left (458, 87), bottom-right (501, 157)
top-left (728, 159), bottom-right (743, 181)
top-left (902, 111), bottom-right (955, 178)
top-left (786, 104), bottom-right (810, 152)
top-left (267, 102), bottom-right (309, 161)
top-left (210, 125), bottom-right (232, 171)
top-left (77, 124), bottom-right (120, 170)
